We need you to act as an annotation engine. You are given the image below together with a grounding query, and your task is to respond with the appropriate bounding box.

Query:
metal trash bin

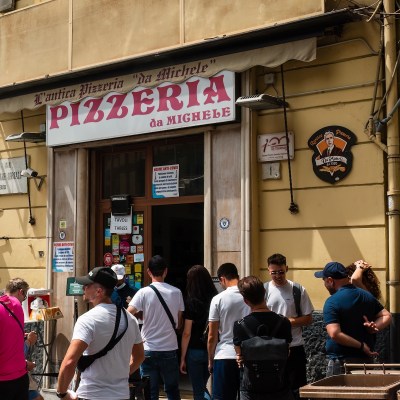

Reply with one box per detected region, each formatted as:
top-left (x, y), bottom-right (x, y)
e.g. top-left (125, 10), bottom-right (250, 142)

top-left (300, 374), bottom-right (400, 400)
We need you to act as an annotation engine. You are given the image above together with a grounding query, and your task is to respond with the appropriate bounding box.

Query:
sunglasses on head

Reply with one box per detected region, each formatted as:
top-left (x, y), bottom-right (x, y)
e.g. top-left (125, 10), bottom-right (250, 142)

top-left (269, 270), bottom-right (285, 276)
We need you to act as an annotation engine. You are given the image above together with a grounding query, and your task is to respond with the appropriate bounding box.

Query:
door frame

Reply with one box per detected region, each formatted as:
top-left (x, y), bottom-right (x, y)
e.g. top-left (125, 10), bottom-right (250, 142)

top-left (94, 135), bottom-right (204, 286)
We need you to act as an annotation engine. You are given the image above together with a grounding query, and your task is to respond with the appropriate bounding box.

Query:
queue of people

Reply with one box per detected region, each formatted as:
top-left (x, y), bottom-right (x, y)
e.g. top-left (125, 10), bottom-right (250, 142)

top-left (0, 254), bottom-right (391, 400)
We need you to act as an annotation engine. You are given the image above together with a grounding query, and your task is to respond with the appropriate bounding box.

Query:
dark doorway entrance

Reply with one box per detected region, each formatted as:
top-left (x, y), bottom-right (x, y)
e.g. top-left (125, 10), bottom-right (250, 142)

top-left (152, 203), bottom-right (203, 293)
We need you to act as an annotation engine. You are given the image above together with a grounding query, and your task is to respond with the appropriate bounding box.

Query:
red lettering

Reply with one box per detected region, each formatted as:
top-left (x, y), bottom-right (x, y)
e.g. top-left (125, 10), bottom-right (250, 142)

top-left (49, 105), bottom-right (68, 129)
top-left (157, 84), bottom-right (183, 111)
top-left (202, 110), bottom-right (211, 120)
top-left (222, 107), bottom-right (231, 117)
top-left (191, 112), bottom-right (201, 121)
top-left (106, 94), bottom-right (128, 120)
top-left (212, 109), bottom-right (221, 118)
top-left (132, 89), bottom-right (154, 115)
top-left (186, 80), bottom-right (200, 107)
top-left (167, 115), bottom-right (177, 125)
top-left (83, 98), bottom-right (105, 124)
top-left (70, 103), bottom-right (81, 126)
top-left (203, 75), bottom-right (231, 104)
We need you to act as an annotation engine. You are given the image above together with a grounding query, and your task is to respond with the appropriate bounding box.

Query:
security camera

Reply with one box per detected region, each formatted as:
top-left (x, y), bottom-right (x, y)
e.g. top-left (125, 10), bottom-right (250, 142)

top-left (21, 168), bottom-right (38, 178)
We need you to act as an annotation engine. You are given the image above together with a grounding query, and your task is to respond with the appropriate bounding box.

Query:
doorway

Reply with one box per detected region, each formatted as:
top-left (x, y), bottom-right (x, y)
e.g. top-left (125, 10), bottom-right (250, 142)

top-left (95, 134), bottom-right (205, 291)
top-left (152, 203), bottom-right (204, 293)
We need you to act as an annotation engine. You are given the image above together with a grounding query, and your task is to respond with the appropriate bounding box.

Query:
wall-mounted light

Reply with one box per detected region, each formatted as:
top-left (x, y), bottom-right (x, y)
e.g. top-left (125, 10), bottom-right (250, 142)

top-left (235, 94), bottom-right (288, 110)
top-left (5, 131), bottom-right (46, 143)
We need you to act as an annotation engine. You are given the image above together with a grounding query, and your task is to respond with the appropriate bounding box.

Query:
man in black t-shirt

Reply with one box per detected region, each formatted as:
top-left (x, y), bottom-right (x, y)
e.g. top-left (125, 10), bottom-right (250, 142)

top-left (233, 276), bottom-right (293, 400)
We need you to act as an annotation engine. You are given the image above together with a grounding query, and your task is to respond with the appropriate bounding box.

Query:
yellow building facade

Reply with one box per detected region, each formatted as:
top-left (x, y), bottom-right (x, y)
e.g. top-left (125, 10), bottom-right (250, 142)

top-left (0, 0), bottom-right (398, 365)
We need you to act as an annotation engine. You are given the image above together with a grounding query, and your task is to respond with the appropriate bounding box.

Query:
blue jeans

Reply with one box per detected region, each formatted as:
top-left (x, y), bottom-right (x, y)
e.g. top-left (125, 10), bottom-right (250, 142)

top-left (186, 348), bottom-right (211, 400)
top-left (212, 359), bottom-right (240, 400)
top-left (141, 350), bottom-right (181, 400)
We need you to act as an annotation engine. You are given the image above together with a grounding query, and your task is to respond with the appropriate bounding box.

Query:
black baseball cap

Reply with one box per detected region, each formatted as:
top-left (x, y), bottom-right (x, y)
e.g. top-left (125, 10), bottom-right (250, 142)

top-left (314, 261), bottom-right (349, 279)
top-left (75, 267), bottom-right (117, 289)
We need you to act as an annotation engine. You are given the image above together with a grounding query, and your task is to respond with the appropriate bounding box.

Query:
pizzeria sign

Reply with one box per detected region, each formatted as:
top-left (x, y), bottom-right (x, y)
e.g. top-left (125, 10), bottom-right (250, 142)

top-left (46, 71), bottom-right (236, 147)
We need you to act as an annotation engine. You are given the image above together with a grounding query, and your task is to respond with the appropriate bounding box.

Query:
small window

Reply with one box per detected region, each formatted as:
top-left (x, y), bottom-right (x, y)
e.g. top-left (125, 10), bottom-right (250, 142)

top-left (153, 138), bottom-right (204, 196)
top-left (102, 149), bottom-right (146, 199)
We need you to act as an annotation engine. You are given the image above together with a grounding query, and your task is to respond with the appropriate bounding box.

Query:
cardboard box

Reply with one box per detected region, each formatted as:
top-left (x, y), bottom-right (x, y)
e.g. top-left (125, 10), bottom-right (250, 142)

top-left (37, 307), bottom-right (63, 321)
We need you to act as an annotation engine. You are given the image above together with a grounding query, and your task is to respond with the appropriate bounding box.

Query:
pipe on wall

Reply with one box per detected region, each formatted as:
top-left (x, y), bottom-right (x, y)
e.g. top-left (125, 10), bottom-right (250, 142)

top-left (240, 69), bottom-right (255, 277)
top-left (383, 0), bottom-right (400, 362)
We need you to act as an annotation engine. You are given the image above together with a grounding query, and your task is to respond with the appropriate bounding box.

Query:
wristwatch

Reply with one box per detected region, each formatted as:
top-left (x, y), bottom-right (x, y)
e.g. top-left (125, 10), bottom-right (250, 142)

top-left (56, 392), bottom-right (68, 398)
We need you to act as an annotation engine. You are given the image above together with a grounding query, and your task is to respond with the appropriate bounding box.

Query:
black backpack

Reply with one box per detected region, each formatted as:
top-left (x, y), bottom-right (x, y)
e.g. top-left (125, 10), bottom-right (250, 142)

top-left (239, 315), bottom-right (289, 393)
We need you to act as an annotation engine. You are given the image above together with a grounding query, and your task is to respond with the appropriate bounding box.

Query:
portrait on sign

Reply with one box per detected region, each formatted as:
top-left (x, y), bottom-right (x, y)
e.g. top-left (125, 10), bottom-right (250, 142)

top-left (308, 126), bottom-right (357, 184)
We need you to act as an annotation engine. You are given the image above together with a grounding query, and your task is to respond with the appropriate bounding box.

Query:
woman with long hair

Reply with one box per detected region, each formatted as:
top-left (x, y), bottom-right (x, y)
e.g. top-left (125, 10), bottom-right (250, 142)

top-left (180, 265), bottom-right (217, 400)
top-left (346, 260), bottom-right (382, 300)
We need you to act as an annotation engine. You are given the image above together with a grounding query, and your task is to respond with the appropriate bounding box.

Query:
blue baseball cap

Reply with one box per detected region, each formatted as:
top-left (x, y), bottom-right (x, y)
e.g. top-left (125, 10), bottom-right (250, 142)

top-left (314, 261), bottom-right (348, 279)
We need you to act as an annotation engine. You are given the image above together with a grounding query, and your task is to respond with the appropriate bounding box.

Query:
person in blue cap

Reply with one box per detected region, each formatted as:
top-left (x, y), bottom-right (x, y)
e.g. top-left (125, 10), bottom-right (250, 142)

top-left (314, 261), bottom-right (391, 375)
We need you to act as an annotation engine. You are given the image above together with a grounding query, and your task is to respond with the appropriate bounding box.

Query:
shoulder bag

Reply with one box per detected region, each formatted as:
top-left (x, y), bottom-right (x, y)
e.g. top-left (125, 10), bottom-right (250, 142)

top-left (149, 284), bottom-right (178, 333)
top-left (77, 306), bottom-right (128, 372)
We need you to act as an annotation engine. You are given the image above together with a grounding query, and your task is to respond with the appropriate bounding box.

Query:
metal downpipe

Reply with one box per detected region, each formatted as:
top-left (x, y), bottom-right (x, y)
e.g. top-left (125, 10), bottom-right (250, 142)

top-left (383, 0), bottom-right (400, 362)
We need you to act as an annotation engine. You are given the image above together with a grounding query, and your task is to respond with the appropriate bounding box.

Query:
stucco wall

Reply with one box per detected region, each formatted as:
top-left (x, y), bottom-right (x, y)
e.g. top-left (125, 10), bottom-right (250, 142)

top-left (0, 0), bottom-right (324, 87)
top-left (255, 19), bottom-right (387, 310)
top-left (0, 108), bottom-right (47, 289)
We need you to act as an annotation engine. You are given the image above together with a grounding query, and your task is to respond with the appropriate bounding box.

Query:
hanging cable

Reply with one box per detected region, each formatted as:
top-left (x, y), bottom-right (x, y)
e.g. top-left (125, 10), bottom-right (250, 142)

top-left (21, 110), bottom-right (35, 225)
top-left (369, 23), bottom-right (384, 118)
top-left (280, 65), bottom-right (299, 214)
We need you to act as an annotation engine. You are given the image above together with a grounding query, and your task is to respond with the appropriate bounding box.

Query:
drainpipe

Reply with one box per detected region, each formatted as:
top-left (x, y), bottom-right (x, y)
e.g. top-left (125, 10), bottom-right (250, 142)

top-left (383, 0), bottom-right (400, 362)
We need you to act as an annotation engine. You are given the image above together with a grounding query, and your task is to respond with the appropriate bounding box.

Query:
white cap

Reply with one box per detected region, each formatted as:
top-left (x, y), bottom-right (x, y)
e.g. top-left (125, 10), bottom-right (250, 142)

top-left (111, 264), bottom-right (125, 280)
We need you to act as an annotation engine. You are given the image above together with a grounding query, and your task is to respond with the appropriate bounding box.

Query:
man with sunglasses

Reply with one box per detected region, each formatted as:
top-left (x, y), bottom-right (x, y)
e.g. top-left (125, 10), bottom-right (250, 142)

top-left (265, 254), bottom-right (314, 400)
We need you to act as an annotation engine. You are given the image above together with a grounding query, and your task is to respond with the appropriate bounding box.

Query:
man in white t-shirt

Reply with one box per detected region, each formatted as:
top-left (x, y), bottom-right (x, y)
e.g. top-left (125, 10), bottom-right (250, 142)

top-left (56, 267), bottom-right (144, 400)
top-left (265, 253), bottom-right (314, 400)
top-left (207, 263), bottom-right (250, 400)
top-left (128, 255), bottom-right (184, 400)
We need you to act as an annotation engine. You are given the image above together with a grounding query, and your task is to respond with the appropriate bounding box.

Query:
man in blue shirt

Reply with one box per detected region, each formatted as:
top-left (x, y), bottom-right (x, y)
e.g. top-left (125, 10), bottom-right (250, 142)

top-left (314, 261), bottom-right (391, 372)
top-left (111, 264), bottom-right (138, 309)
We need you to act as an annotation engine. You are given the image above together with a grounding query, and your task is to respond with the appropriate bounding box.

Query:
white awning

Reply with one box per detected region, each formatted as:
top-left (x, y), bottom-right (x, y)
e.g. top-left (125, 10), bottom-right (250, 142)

top-left (0, 37), bottom-right (316, 114)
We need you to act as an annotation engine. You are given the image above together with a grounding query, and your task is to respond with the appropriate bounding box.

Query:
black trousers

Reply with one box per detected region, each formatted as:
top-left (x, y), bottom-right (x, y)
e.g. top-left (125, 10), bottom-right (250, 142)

top-left (287, 345), bottom-right (307, 398)
top-left (0, 373), bottom-right (29, 400)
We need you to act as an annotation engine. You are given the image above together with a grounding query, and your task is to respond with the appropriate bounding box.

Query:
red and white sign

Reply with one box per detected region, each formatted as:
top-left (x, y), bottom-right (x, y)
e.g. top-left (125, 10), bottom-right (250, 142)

top-left (104, 252), bottom-right (113, 266)
top-left (46, 71), bottom-right (236, 147)
top-left (119, 241), bottom-right (130, 254)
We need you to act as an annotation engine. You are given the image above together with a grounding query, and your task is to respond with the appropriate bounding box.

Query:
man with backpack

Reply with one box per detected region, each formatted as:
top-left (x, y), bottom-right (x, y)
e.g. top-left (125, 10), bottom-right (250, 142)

top-left (265, 254), bottom-right (314, 400)
top-left (233, 276), bottom-right (293, 400)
